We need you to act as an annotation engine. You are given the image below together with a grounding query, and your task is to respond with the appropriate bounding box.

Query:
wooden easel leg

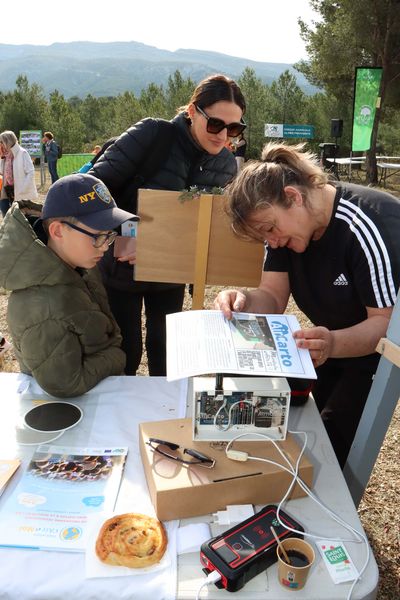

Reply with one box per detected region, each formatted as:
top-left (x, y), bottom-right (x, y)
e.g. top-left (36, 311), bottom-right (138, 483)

top-left (192, 195), bottom-right (213, 310)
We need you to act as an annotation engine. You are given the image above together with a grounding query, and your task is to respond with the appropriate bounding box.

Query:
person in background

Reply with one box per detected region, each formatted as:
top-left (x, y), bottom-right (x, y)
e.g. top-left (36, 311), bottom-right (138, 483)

top-left (0, 173), bottom-right (138, 398)
top-left (91, 74), bottom-right (246, 376)
top-left (42, 131), bottom-right (59, 183)
top-left (90, 138), bottom-right (118, 167)
top-left (78, 138), bottom-right (118, 174)
top-left (92, 144), bottom-right (102, 155)
top-left (224, 139), bottom-right (235, 152)
top-left (0, 130), bottom-right (38, 218)
top-left (233, 133), bottom-right (247, 171)
top-left (214, 142), bottom-right (400, 468)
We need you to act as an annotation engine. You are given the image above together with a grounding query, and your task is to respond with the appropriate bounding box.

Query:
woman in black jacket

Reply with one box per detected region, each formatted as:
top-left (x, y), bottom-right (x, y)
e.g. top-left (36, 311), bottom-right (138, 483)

top-left (91, 74), bottom-right (246, 376)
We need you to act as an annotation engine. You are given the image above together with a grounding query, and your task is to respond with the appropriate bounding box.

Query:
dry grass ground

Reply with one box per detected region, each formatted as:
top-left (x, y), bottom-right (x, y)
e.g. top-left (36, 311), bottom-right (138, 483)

top-left (0, 168), bottom-right (399, 598)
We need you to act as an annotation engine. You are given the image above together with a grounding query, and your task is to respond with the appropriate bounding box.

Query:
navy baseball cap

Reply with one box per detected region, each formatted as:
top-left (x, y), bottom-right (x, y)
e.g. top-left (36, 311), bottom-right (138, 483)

top-left (42, 173), bottom-right (139, 230)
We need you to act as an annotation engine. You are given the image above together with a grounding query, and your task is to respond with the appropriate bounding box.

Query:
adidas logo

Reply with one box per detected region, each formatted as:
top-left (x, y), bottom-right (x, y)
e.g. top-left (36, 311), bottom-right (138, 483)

top-left (333, 273), bottom-right (348, 286)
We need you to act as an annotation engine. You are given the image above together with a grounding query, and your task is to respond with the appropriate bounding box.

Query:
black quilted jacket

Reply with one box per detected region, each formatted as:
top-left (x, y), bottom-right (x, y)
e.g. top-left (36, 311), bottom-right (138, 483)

top-left (90, 112), bottom-right (237, 291)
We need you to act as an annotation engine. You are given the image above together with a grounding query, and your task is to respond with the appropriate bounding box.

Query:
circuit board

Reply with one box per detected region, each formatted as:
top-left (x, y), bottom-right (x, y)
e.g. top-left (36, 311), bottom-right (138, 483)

top-left (196, 391), bottom-right (287, 429)
top-left (190, 377), bottom-right (291, 441)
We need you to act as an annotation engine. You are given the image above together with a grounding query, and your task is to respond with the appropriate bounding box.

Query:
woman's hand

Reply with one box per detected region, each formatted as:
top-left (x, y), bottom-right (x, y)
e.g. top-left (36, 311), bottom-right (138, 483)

top-left (116, 251), bottom-right (136, 265)
top-left (294, 307), bottom-right (392, 366)
top-left (293, 326), bottom-right (333, 367)
top-left (214, 289), bottom-right (247, 320)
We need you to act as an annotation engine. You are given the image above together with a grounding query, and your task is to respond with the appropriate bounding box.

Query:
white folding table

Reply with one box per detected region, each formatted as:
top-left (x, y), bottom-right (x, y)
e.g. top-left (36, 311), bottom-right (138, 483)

top-left (0, 373), bottom-right (378, 599)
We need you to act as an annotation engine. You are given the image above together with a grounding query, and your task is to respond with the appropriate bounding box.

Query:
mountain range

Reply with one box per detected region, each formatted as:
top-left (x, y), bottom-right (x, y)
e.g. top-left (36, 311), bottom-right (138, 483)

top-left (0, 41), bottom-right (316, 98)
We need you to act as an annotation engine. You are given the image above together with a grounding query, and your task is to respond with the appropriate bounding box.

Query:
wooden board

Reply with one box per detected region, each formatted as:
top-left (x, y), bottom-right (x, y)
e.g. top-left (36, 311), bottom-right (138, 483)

top-left (376, 337), bottom-right (400, 368)
top-left (135, 189), bottom-right (264, 288)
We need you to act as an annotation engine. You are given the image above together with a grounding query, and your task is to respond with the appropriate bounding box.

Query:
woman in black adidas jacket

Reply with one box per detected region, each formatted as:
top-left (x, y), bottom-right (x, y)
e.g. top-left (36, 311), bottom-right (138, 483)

top-left (91, 74), bottom-right (246, 376)
top-left (215, 142), bottom-right (400, 468)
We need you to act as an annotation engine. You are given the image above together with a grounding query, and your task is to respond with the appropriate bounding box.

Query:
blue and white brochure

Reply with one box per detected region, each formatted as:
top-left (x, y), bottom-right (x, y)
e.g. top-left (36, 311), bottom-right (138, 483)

top-left (0, 445), bottom-right (128, 552)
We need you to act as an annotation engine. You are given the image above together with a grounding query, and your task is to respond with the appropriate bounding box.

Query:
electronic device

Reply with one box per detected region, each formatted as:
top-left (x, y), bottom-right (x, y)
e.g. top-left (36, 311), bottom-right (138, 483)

top-left (190, 376), bottom-right (291, 442)
top-left (200, 504), bottom-right (304, 592)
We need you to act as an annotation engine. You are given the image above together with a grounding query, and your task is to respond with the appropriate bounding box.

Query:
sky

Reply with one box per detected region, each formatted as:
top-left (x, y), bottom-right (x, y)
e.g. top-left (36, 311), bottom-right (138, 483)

top-left (5, 0), bottom-right (319, 64)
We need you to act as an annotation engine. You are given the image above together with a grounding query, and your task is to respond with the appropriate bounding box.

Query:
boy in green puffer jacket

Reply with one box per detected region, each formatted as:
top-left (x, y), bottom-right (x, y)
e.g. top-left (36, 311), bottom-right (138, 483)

top-left (0, 173), bottom-right (138, 397)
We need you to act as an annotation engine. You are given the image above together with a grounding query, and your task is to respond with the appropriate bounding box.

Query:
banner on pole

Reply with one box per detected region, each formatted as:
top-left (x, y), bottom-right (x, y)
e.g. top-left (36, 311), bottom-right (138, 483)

top-left (352, 67), bottom-right (382, 152)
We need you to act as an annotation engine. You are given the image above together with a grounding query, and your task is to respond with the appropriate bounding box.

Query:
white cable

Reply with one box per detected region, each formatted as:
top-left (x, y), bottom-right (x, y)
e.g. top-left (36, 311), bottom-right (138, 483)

top-left (214, 399), bottom-right (253, 431)
top-left (195, 579), bottom-right (210, 600)
top-left (225, 429), bottom-right (370, 600)
top-left (195, 570), bottom-right (222, 599)
top-left (226, 399), bottom-right (254, 429)
top-left (227, 431), bottom-right (362, 542)
top-left (213, 397), bottom-right (229, 430)
top-left (226, 431), bottom-right (295, 472)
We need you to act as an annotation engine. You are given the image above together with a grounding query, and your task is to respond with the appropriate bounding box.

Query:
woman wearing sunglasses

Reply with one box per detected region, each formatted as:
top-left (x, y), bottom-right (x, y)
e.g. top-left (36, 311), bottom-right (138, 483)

top-left (91, 74), bottom-right (246, 377)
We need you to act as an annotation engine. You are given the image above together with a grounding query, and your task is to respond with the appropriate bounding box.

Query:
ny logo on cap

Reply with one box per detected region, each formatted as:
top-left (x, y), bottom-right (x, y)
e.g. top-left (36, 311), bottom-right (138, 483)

top-left (79, 184), bottom-right (113, 205)
top-left (79, 191), bottom-right (97, 204)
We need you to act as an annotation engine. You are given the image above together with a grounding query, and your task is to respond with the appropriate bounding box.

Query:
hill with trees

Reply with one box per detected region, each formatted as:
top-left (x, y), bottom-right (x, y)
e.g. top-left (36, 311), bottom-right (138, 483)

top-left (0, 5), bottom-right (399, 186)
top-left (0, 41), bottom-right (316, 97)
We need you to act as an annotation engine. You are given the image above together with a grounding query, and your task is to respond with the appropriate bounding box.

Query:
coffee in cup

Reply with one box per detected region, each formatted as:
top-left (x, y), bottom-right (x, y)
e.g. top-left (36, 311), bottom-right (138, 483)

top-left (277, 537), bottom-right (315, 590)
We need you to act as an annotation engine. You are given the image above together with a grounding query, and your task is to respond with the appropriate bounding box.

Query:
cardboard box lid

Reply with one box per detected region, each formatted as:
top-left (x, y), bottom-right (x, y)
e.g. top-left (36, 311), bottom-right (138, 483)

top-left (139, 418), bottom-right (312, 491)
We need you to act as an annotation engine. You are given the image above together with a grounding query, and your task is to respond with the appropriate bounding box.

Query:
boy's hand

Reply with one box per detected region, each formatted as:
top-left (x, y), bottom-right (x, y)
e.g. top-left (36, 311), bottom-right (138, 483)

top-left (117, 251), bottom-right (136, 265)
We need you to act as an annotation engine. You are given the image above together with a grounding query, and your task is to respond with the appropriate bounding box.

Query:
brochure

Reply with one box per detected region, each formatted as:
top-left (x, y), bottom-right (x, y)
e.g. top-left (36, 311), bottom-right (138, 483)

top-left (0, 445), bottom-right (127, 552)
top-left (166, 310), bottom-right (317, 381)
top-left (0, 459), bottom-right (21, 497)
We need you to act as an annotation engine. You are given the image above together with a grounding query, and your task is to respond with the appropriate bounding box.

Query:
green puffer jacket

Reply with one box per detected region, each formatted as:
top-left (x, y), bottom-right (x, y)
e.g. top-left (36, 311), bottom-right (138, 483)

top-left (0, 201), bottom-right (126, 398)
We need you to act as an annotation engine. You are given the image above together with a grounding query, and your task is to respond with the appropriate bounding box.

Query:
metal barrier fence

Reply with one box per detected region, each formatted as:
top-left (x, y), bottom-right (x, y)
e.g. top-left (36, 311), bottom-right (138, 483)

top-left (56, 154), bottom-right (93, 177)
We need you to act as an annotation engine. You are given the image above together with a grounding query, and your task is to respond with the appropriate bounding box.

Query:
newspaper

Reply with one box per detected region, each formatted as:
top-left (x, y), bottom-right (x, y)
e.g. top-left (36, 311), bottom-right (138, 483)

top-left (166, 310), bottom-right (317, 381)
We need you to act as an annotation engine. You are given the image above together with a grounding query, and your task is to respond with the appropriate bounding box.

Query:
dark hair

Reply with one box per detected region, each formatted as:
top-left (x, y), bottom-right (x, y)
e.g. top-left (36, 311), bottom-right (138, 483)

top-left (179, 74), bottom-right (246, 114)
top-left (226, 142), bottom-right (328, 240)
top-left (43, 131), bottom-right (54, 140)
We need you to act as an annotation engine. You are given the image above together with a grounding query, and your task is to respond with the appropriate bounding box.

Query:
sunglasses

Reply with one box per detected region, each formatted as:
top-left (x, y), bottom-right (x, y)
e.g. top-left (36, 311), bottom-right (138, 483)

top-left (60, 221), bottom-right (118, 248)
top-left (195, 105), bottom-right (246, 137)
top-left (146, 438), bottom-right (216, 468)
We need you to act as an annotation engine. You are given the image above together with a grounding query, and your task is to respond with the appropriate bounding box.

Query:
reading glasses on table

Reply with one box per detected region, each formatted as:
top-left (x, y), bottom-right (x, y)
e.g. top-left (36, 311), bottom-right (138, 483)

top-left (146, 438), bottom-right (216, 468)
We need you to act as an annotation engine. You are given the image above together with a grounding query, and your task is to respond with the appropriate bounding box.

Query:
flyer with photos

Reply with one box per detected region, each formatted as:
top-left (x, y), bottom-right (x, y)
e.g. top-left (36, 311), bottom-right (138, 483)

top-left (166, 310), bottom-right (317, 381)
top-left (0, 445), bottom-right (127, 552)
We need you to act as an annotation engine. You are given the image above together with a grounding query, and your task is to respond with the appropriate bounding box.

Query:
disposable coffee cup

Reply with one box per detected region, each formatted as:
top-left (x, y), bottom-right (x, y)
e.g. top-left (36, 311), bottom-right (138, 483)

top-left (277, 537), bottom-right (315, 590)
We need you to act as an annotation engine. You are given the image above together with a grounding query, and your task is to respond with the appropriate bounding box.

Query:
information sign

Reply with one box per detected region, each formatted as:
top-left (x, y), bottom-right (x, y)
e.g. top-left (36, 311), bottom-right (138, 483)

top-left (265, 124), bottom-right (314, 139)
top-left (19, 130), bottom-right (42, 157)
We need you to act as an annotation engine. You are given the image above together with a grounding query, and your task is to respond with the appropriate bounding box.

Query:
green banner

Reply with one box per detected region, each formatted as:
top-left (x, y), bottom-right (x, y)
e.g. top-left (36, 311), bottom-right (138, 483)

top-left (352, 67), bottom-right (382, 152)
